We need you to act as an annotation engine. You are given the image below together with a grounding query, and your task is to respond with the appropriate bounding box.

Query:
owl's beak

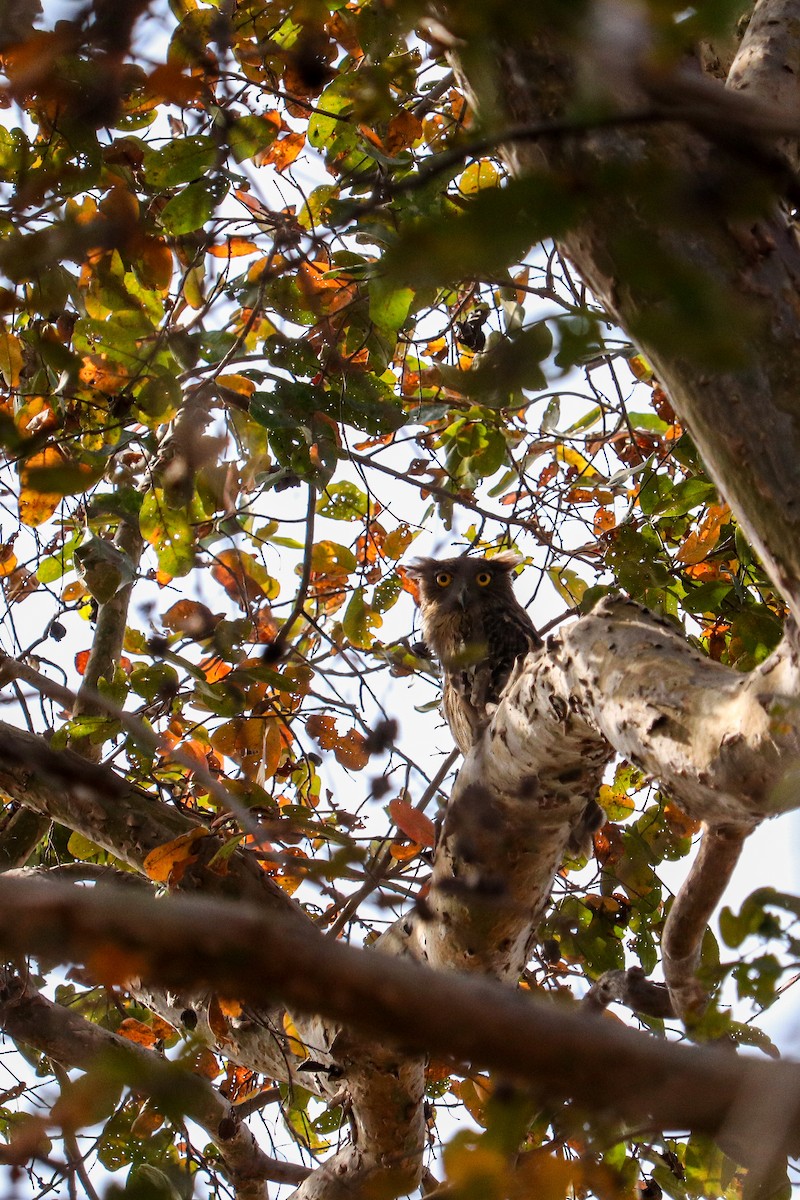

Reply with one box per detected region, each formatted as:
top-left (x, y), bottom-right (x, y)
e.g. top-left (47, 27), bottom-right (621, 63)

top-left (453, 580), bottom-right (469, 609)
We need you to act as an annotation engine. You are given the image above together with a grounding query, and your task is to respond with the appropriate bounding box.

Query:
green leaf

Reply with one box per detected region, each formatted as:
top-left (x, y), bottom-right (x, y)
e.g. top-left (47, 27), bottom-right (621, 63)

top-left (368, 274), bottom-right (415, 339)
top-left (139, 488), bottom-right (196, 577)
top-left (317, 482), bottom-right (369, 520)
top-left (343, 586), bottom-right (381, 649)
top-left (159, 177), bottom-right (229, 235)
top-left (228, 115), bottom-right (279, 162)
top-left (142, 136), bottom-right (217, 188)
top-left (650, 478), bottom-right (718, 518)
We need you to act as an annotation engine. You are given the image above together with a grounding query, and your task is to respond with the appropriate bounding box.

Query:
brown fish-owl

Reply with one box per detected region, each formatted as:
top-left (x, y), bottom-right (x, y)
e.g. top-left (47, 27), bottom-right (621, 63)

top-left (408, 552), bottom-right (542, 754)
top-left (409, 551), bottom-right (603, 856)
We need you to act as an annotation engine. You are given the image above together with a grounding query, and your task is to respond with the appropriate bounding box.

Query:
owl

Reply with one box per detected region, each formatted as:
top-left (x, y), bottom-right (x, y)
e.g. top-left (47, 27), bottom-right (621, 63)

top-left (408, 551), bottom-right (604, 857)
top-left (408, 552), bottom-right (542, 755)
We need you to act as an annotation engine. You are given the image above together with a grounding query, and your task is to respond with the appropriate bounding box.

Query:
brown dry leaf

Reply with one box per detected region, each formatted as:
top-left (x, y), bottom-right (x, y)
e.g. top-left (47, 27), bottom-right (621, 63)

top-left (208, 994), bottom-right (234, 1047)
top-left (334, 728), bottom-right (369, 770)
top-left (385, 110), bottom-right (422, 154)
top-left (130, 1106), bottom-right (165, 1138)
top-left (306, 713), bottom-right (338, 749)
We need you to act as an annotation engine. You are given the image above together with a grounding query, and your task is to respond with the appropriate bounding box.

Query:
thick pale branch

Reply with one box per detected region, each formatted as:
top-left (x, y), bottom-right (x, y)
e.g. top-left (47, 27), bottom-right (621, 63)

top-left (4, 877), bottom-right (800, 1165)
top-left (728, 0), bottom-right (800, 170)
top-left (536, 596), bottom-right (800, 825)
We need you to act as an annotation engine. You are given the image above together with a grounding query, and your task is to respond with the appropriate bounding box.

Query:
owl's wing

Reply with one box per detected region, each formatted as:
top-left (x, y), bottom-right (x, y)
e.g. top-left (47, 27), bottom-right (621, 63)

top-left (442, 672), bottom-right (483, 756)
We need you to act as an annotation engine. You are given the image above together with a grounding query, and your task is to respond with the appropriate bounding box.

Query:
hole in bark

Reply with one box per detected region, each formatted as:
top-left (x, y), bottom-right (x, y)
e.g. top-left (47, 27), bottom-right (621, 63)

top-left (517, 773), bottom-right (539, 798)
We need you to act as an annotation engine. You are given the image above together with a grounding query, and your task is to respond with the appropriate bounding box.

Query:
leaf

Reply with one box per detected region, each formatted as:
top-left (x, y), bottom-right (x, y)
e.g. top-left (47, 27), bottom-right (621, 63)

top-left (384, 110), bottom-right (422, 155)
top-left (142, 135), bottom-right (216, 187)
top-left (143, 829), bottom-right (209, 884)
top-left (18, 447), bottom-right (65, 527)
top-left (159, 176), bottom-right (228, 235)
top-left (261, 132), bottom-right (305, 172)
top-left (343, 586), bottom-right (382, 649)
top-left (211, 549), bottom-right (278, 606)
top-left (306, 714), bottom-right (369, 770)
top-left (0, 328), bottom-right (23, 387)
top-left (139, 488), bottom-right (196, 578)
top-left (228, 115), bottom-right (280, 162)
top-left (116, 1019), bottom-right (160, 1048)
top-left (458, 159), bottom-right (501, 194)
top-left (676, 503), bottom-right (731, 564)
top-left (316, 481), bottom-right (369, 520)
top-left (389, 797), bottom-right (435, 848)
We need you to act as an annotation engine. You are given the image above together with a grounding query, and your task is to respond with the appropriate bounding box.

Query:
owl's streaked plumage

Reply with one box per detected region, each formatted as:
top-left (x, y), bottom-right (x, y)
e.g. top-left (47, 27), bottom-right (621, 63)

top-left (408, 552), bottom-right (542, 755)
top-left (409, 551), bottom-right (604, 857)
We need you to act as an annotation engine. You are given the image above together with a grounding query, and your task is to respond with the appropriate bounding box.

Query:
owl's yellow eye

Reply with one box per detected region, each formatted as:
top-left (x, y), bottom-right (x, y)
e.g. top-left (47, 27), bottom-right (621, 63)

top-left (435, 571), bottom-right (452, 588)
top-left (476, 571), bottom-right (492, 587)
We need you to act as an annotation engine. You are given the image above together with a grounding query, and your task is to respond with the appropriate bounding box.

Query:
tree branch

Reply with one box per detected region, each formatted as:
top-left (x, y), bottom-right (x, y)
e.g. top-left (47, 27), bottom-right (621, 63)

top-left (3, 877), bottom-right (800, 1169)
top-left (662, 823), bottom-right (749, 1021)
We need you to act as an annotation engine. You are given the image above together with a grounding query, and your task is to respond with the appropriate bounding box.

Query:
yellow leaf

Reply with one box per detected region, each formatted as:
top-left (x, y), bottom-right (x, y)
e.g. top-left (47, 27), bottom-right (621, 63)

top-left (459, 158), bottom-right (500, 195)
top-left (143, 828), bottom-right (209, 883)
top-left (216, 373), bottom-right (256, 397)
top-left (282, 1012), bottom-right (306, 1058)
top-left (0, 329), bottom-right (23, 388)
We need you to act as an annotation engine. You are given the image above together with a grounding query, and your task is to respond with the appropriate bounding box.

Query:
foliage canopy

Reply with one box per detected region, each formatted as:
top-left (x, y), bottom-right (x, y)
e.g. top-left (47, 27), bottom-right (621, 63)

top-left (0, 0), bottom-right (795, 1197)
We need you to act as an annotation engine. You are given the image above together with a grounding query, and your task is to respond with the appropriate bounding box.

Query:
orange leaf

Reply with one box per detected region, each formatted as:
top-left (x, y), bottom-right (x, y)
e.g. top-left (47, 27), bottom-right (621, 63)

top-left (143, 829), bottom-right (208, 884)
top-left (389, 797), bottom-right (436, 848)
top-left (139, 237), bottom-right (173, 291)
top-left (75, 649), bottom-right (90, 676)
top-left (676, 503), bottom-right (730, 565)
top-left (594, 506), bottom-right (616, 535)
top-left (0, 544), bottom-right (18, 577)
top-left (261, 132), bottom-right (305, 172)
top-left (389, 841), bottom-right (421, 861)
top-left (207, 995), bottom-right (234, 1047)
top-left (147, 62), bottom-right (206, 105)
top-left (209, 238), bottom-right (260, 258)
top-left (117, 1018), bottom-right (159, 1048)
top-left (18, 447), bottom-right (64, 528)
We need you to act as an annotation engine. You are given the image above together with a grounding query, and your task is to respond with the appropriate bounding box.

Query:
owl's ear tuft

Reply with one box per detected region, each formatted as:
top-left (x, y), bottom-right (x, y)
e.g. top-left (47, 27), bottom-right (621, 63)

top-left (491, 550), bottom-right (523, 571)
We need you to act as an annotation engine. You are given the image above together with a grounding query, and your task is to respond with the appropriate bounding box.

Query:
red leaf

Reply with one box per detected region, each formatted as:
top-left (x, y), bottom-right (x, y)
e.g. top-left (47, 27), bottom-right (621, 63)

top-left (389, 798), bottom-right (436, 848)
